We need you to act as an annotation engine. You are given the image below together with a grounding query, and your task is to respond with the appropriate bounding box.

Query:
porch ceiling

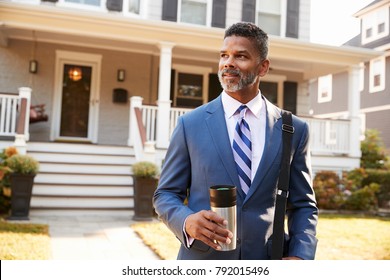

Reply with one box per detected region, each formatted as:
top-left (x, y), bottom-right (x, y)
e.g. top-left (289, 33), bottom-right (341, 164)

top-left (0, 2), bottom-right (382, 80)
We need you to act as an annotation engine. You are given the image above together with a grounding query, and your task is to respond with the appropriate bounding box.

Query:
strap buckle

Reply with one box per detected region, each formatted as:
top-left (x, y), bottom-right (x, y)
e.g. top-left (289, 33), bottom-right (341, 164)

top-left (282, 124), bottom-right (295, 134)
top-left (277, 189), bottom-right (289, 198)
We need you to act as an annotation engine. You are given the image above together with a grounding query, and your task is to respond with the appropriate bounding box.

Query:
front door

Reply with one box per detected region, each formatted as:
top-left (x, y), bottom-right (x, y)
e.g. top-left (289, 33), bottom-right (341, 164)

top-left (52, 51), bottom-right (102, 143)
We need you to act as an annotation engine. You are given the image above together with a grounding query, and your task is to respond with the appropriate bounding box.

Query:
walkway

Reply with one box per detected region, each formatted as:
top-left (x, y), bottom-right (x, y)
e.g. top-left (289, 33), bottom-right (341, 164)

top-left (28, 215), bottom-right (160, 260)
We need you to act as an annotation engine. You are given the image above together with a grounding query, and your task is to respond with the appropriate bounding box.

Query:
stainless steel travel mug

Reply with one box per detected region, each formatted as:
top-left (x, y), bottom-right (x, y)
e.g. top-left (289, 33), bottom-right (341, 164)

top-left (209, 185), bottom-right (237, 251)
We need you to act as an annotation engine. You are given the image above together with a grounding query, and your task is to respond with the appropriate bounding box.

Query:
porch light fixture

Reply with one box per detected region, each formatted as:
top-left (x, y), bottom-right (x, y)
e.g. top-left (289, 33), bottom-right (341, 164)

top-left (29, 60), bottom-right (38, 74)
top-left (68, 67), bottom-right (82, 81)
top-left (117, 69), bottom-right (125, 82)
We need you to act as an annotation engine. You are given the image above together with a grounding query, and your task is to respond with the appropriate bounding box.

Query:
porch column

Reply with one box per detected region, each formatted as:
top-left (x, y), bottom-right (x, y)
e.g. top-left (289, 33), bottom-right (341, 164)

top-left (348, 64), bottom-right (362, 159)
top-left (156, 42), bottom-right (175, 149)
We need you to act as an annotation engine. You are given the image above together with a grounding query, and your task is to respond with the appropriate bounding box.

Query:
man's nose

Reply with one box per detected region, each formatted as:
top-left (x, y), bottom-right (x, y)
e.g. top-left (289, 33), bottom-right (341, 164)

top-left (223, 57), bottom-right (236, 68)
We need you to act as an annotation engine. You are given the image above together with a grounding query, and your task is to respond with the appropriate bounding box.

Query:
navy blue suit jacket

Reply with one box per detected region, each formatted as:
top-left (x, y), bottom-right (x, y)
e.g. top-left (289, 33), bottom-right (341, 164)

top-left (153, 95), bottom-right (318, 260)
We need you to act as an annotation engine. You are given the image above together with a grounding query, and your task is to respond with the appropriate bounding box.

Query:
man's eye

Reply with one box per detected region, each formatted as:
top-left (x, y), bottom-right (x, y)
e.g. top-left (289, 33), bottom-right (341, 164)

top-left (220, 54), bottom-right (228, 59)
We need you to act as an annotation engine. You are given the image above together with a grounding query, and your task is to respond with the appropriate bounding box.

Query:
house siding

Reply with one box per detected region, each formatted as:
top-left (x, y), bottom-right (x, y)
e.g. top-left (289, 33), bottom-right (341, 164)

top-left (365, 109), bottom-right (390, 149)
top-left (226, 0), bottom-right (243, 28)
top-left (360, 56), bottom-right (390, 109)
top-left (299, 0), bottom-right (311, 41)
top-left (309, 72), bottom-right (350, 115)
top-left (148, 0), bottom-right (163, 21)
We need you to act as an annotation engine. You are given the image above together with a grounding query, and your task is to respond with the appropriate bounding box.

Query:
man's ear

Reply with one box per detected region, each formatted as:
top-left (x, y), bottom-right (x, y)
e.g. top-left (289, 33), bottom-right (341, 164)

top-left (258, 59), bottom-right (270, 77)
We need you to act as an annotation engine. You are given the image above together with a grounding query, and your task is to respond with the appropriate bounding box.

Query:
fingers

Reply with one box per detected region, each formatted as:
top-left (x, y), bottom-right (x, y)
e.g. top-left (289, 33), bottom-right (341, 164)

top-left (185, 210), bottom-right (233, 251)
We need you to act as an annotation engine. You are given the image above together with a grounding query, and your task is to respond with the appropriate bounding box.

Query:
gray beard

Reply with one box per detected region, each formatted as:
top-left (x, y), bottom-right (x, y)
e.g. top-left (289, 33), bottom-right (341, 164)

top-left (218, 69), bottom-right (257, 92)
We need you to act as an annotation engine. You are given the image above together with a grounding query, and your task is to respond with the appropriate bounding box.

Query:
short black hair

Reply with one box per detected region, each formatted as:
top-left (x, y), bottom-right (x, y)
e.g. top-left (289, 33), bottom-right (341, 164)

top-left (224, 22), bottom-right (268, 60)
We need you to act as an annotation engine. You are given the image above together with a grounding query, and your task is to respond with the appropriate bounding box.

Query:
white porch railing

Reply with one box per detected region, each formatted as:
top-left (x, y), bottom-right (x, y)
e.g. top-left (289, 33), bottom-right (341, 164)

top-left (301, 117), bottom-right (350, 155)
top-left (129, 96), bottom-right (352, 158)
top-left (0, 88), bottom-right (31, 154)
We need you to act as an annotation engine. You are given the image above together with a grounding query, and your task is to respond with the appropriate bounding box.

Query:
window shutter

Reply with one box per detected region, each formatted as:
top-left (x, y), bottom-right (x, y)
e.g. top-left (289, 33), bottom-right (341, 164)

top-left (211, 0), bottom-right (227, 28)
top-left (286, 0), bottom-right (300, 38)
top-left (162, 0), bottom-right (178, 22)
top-left (242, 0), bottom-right (256, 23)
top-left (106, 0), bottom-right (123, 12)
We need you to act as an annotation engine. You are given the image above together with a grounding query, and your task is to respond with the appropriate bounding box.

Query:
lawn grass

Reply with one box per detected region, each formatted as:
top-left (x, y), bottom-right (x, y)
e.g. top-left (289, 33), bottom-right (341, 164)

top-left (0, 218), bottom-right (51, 260)
top-left (131, 213), bottom-right (390, 260)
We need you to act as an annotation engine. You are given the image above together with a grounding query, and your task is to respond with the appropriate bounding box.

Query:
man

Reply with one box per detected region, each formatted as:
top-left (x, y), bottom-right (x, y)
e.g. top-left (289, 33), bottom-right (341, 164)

top-left (153, 22), bottom-right (318, 260)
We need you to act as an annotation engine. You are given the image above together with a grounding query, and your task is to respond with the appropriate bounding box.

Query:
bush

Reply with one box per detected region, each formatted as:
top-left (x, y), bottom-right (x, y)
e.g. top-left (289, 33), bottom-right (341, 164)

top-left (343, 183), bottom-right (380, 211)
top-left (313, 171), bottom-right (343, 209)
top-left (0, 147), bottom-right (19, 214)
top-left (362, 169), bottom-right (390, 208)
top-left (131, 161), bottom-right (159, 178)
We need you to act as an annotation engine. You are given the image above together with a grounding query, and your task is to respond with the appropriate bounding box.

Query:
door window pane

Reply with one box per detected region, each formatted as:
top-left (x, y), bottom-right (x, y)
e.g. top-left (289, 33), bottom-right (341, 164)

top-left (61, 64), bottom-right (92, 138)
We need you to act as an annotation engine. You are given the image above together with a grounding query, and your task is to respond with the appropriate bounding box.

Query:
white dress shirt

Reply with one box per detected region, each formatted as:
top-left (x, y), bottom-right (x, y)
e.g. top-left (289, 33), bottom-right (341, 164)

top-left (221, 91), bottom-right (266, 179)
top-left (184, 91), bottom-right (267, 247)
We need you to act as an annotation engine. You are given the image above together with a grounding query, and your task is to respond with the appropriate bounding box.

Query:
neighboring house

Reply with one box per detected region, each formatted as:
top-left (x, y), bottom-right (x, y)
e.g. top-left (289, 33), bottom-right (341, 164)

top-left (310, 0), bottom-right (390, 152)
top-left (0, 0), bottom-right (380, 215)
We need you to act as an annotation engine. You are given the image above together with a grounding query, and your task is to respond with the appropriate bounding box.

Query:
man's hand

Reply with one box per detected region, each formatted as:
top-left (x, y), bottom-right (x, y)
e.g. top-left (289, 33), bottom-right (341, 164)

top-left (185, 210), bottom-right (233, 250)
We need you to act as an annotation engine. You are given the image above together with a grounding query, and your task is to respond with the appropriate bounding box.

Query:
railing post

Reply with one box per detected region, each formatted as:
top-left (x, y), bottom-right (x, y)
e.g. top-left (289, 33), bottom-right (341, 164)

top-left (128, 96), bottom-right (144, 147)
top-left (14, 87), bottom-right (31, 155)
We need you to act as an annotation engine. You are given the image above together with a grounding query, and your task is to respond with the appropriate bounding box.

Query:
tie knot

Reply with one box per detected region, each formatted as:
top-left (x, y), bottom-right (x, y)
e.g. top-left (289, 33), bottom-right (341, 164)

top-left (237, 105), bottom-right (248, 119)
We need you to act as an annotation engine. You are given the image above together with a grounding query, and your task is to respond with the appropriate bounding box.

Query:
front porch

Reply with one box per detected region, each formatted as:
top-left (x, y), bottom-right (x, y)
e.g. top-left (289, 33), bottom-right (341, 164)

top-left (2, 87), bottom-right (360, 173)
top-left (0, 87), bottom-right (362, 215)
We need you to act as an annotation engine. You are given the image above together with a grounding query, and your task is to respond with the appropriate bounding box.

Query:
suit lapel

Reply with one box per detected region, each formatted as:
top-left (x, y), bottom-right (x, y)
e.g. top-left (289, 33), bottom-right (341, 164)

top-left (245, 98), bottom-right (282, 200)
top-left (204, 97), bottom-right (245, 199)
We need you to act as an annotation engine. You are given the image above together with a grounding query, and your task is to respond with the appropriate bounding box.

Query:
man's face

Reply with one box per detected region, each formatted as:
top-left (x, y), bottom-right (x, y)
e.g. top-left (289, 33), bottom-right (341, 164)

top-left (218, 36), bottom-right (267, 93)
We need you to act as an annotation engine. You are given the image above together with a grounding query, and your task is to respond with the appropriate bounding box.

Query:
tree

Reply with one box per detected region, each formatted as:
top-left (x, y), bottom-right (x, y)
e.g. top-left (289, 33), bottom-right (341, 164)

top-left (360, 129), bottom-right (388, 169)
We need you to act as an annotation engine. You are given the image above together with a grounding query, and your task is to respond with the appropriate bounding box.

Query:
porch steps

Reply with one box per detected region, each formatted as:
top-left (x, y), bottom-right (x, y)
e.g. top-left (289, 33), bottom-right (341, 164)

top-left (26, 142), bottom-right (137, 217)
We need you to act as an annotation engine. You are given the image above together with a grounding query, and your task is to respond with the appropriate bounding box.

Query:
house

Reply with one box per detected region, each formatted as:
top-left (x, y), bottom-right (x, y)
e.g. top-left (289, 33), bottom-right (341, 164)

top-left (309, 0), bottom-right (390, 152)
top-left (0, 0), bottom-right (380, 216)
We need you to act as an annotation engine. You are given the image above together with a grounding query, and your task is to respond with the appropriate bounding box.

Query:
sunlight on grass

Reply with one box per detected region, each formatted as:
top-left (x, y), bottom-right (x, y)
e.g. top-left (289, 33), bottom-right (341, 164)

top-left (0, 220), bottom-right (51, 260)
top-left (315, 214), bottom-right (390, 260)
top-left (131, 221), bottom-right (180, 260)
top-left (132, 214), bottom-right (390, 260)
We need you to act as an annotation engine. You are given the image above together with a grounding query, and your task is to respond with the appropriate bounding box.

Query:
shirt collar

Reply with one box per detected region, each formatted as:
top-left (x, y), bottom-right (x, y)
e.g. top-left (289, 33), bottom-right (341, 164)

top-left (222, 91), bottom-right (263, 119)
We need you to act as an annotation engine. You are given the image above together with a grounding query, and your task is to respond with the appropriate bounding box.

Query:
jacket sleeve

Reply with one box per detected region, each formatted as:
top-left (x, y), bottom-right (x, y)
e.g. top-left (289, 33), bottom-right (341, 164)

top-left (286, 121), bottom-right (319, 260)
top-left (153, 117), bottom-right (194, 246)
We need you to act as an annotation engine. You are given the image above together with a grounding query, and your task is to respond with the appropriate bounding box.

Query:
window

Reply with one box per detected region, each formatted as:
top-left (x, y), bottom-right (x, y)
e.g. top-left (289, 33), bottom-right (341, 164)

top-left (362, 7), bottom-right (389, 44)
top-left (179, 0), bottom-right (211, 26)
top-left (172, 64), bottom-right (212, 108)
top-left (317, 75), bottom-right (332, 103)
top-left (369, 57), bottom-right (385, 93)
top-left (256, 0), bottom-right (283, 36)
top-left (123, 0), bottom-right (142, 16)
top-left (128, 0), bottom-right (140, 14)
top-left (64, 0), bottom-right (101, 7)
top-left (176, 73), bottom-right (203, 108)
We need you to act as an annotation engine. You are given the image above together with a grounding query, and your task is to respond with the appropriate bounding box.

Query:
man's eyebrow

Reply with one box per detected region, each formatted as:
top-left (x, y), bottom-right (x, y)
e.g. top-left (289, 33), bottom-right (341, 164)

top-left (219, 50), bottom-right (250, 54)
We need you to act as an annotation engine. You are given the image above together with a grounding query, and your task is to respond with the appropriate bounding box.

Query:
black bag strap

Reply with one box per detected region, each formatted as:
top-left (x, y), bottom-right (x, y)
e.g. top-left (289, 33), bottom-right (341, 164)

top-left (271, 110), bottom-right (294, 260)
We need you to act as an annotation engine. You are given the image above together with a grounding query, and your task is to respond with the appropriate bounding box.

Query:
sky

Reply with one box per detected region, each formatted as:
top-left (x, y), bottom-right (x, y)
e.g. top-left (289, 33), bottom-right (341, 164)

top-left (310, 0), bottom-right (374, 46)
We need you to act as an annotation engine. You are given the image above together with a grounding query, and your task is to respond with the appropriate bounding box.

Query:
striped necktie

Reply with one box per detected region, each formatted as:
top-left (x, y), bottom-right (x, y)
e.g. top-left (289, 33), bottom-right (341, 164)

top-left (232, 105), bottom-right (252, 194)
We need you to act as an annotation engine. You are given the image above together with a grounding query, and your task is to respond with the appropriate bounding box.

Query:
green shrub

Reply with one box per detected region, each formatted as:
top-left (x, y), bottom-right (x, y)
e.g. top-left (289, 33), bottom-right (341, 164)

top-left (343, 183), bottom-right (380, 211)
top-left (131, 161), bottom-right (159, 178)
top-left (362, 169), bottom-right (390, 208)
